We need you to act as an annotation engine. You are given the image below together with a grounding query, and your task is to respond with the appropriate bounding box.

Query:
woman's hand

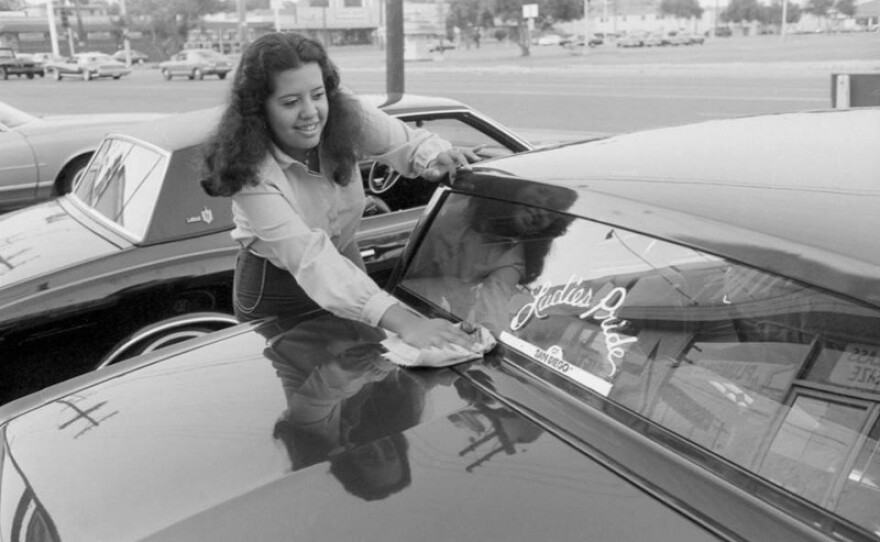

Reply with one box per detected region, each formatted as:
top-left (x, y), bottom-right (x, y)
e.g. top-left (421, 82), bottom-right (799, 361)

top-left (380, 304), bottom-right (477, 351)
top-left (422, 146), bottom-right (484, 182)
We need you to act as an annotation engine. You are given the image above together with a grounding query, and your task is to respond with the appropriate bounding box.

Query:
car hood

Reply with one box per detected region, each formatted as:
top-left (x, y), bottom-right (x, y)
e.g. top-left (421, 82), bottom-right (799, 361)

top-left (0, 314), bottom-right (719, 542)
top-left (17, 112), bottom-right (165, 136)
top-left (0, 199), bottom-right (120, 308)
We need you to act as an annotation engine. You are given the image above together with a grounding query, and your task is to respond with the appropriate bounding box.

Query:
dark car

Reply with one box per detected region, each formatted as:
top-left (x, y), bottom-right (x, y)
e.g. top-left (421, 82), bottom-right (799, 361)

top-left (0, 47), bottom-right (44, 79)
top-left (1, 108), bottom-right (878, 541)
top-left (0, 95), bottom-right (532, 402)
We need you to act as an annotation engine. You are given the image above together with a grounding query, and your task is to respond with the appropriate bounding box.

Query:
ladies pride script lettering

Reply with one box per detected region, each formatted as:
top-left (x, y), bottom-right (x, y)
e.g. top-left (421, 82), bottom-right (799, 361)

top-left (510, 277), bottom-right (637, 373)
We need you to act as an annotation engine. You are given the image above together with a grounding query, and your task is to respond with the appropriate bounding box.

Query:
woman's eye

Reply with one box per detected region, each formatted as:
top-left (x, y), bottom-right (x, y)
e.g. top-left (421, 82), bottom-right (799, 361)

top-left (282, 100), bottom-right (299, 108)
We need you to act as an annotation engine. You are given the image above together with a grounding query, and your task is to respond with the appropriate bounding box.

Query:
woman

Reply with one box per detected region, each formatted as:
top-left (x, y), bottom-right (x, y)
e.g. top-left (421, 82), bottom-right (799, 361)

top-left (201, 32), bottom-right (476, 350)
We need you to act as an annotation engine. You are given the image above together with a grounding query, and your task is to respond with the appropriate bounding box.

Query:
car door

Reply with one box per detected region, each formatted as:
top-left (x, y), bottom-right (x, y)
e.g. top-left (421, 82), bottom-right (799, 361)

top-left (0, 122), bottom-right (37, 210)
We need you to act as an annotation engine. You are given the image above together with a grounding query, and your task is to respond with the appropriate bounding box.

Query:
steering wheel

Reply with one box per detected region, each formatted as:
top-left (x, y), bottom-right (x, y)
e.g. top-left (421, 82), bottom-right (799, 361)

top-left (367, 162), bottom-right (402, 195)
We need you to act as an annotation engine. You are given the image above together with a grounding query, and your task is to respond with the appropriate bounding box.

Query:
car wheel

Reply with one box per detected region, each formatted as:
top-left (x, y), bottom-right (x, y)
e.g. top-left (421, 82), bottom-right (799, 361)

top-left (53, 68), bottom-right (62, 80)
top-left (82, 70), bottom-right (91, 81)
top-left (161, 68), bottom-right (172, 80)
top-left (194, 68), bottom-right (204, 80)
top-left (96, 313), bottom-right (238, 369)
top-left (54, 154), bottom-right (92, 195)
top-left (113, 75), bottom-right (121, 79)
top-left (218, 72), bottom-right (227, 80)
top-left (26, 73), bottom-right (34, 79)
top-left (1, 67), bottom-right (7, 80)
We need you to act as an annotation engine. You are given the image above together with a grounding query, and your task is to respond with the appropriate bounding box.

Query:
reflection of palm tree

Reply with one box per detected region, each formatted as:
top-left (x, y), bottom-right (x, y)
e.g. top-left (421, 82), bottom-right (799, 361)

top-left (266, 314), bottom-right (424, 501)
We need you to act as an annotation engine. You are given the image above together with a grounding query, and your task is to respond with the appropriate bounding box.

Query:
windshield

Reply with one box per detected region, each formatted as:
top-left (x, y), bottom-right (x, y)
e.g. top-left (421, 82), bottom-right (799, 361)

top-left (73, 138), bottom-right (168, 241)
top-left (399, 191), bottom-right (880, 534)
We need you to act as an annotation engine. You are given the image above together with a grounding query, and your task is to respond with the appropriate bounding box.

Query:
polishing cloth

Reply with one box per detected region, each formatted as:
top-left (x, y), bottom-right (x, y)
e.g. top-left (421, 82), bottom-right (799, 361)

top-left (382, 323), bottom-right (497, 368)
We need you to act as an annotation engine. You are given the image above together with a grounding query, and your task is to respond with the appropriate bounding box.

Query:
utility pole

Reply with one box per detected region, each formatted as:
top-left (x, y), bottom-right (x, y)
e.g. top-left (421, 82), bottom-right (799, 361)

top-left (237, 0), bottom-right (248, 52)
top-left (45, 0), bottom-right (60, 56)
top-left (63, 0), bottom-right (76, 55)
top-left (119, 0), bottom-right (132, 67)
top-left (780, 0), bottom-right (788, 41)
top-left (385, 0), bottom-right (404, 95)
top-left (582, 0), bottom-right (591, 52)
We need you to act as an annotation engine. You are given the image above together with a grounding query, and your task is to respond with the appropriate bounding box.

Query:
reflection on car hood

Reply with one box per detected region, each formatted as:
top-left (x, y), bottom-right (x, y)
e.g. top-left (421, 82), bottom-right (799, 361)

top-left (0, 314), bottom-right (720, 542)
top-left (17, 113), bottom-right (166, 136)
top-left (0, 200), bottom-right (119, 306)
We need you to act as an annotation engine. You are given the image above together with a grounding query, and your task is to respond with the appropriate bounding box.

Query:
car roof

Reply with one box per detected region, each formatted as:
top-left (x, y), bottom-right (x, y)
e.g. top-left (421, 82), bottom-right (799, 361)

top-left (464, 108), bottom-right (880, 308)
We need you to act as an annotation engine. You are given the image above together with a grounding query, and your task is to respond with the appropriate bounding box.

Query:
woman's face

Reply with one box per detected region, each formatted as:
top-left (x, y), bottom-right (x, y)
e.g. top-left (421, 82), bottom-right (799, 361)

top-left (265, 62), bottom-right (329, 159)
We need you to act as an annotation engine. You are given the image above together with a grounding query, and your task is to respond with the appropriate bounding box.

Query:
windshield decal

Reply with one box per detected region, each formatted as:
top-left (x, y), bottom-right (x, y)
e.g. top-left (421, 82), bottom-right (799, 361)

top-left (510, 278), bottom-right (637, 377)
top-left (501, 332), bottom-right (612, 396)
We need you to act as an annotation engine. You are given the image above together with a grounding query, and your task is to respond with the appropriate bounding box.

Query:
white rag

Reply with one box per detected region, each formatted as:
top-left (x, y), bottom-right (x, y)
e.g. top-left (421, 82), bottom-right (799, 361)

top-left (381, 323), bottom-right (497, 368)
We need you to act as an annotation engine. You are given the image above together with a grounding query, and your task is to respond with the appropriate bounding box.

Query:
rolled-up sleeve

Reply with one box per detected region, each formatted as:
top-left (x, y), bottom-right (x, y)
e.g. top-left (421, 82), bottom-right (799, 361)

top-left (357, 97), bottom-right (452, 177)
top-left (233, 185), bottom-right (396, 326)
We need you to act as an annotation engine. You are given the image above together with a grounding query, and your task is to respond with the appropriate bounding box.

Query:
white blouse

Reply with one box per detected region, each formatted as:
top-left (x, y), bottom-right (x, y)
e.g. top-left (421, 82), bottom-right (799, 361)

top-left (230, 95), bottom-right (451, 327)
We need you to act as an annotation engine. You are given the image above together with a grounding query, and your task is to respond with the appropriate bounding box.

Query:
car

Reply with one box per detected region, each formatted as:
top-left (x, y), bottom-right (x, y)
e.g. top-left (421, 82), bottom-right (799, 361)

top-left (158, 49), bottom-right (233, 80)
top-left (28, 51), bottom-right (67, 67)
top-left (0, 101), bottom-right (165, 212)
top-left (111, 48), bottom-right (150, 64)
top-left (643, 32), bottom-right (669, 46)
top-left (1, 108), bottom-right (878, 542)
top-left (616, 32), bottom-right (646, 47)
top-left (532, 32), bottom-right (564, 46)
top-left (0, 94), bottom-right (533, 403)
top-left (48, 52), bottom-right (131, 81)
top-left (0, 46), bottom-right (44, 79)
top-left (559, 33), bottom-right (604, 48)
top-left (681, 31), bottom-right (705, 44)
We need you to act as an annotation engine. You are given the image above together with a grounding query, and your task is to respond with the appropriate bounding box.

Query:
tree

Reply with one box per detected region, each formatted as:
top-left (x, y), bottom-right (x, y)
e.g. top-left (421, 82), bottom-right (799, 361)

top-left (720, 0), bottom-right (762, 22)
top-left (765, 0), bottom-right (801, 24)
top-left (124, 0), bottom-right (230, 53)
top-left (834, 0), bottom-right (856, 17)
top-left (659, 0), bottom-right (704, 20)
top-left (804, 0), bottom-right (834, 16)
top-left (0, 0), bottom-right (23, 11)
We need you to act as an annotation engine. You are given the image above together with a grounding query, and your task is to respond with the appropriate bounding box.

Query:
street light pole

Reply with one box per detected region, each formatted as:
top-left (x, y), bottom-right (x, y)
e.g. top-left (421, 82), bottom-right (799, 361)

top-left (119, 0), bottom-right (132, 67)
top-left (45, 0), bottom-right (60, 56)
top-left (780, 0), bottom-right (788, 41)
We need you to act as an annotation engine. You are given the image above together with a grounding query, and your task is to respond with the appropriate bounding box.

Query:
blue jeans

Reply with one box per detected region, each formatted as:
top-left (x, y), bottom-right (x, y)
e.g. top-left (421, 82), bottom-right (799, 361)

top-left (233, 248), bottom-right (320, 323)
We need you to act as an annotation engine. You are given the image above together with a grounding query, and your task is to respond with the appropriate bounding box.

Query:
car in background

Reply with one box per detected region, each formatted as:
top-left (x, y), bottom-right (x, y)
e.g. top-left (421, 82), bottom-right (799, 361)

top-left (532, 32), bottom-right (564, 46)
top-left (0, 108), bottom-right (877, 542)
top-left (0, 46), bottom-right (43, 79)
top-left (681, 31), bottom-right (706, 44)
top-left (559, 33), bottom-right (604, 48)
top-left (47, 52), bottom-right (131, 81)
top-left (643, 32), bottom-right (669, 46)
top-left (28, 51), bottom-right (67, 67)
top-left (111, 49), bottom-right (150, 64)
top-left (0, 100), bottom-right (164, 212)
top-left (616, 32), bottom-right (646, 47)
top-left (158, 49), bottom-right (233, 80)
top-left (0, 94), bottom-right (533, 403)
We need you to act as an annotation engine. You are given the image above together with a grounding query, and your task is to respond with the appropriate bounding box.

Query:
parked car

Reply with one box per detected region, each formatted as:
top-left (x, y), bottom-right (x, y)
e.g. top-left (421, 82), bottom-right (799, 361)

top-left (158, 49), bottom-right (233, 80)
top-left (616, 32), bottom-right (646, 47)
top-left (28, 51), bottom-right (67, 67)
top-left (681, 31), bottom-right (706, 44)
top-left (0, 94), bottom-right (533, 403)
top-left (532, 32), bottom-right (564, 46)
top-left (0, 46), bottom-right (43, 79)
top-left (1, 108), bottom-right (878, 542)
top-left (48, 52), bottom-right (131, 81)
top-left (0, 101), bottom-right (165, 212)
top-left (643, 32), bottom-right (669, 46)
top-left (559, 33), bottom-right (604, 47)
top-left (111, 48), bottom-right (150, 64)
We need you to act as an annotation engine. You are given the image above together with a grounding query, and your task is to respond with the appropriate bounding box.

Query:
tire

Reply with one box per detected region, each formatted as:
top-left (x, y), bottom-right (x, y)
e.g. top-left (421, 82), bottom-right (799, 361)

top-left (113, 75), bottom-right (121, 79)
top-left (54, 69), bottom-right (62, 80)
top-left (82, 70), bottom-right (91, 81)
top-left (1, 67), bottom-right (7, 80)
top-left (193, 68), bottom-right (204, 80)
top-left (96, 313), bottom-right (238, 368)
top-left (218, 72), bottom-right (227, 80)
top-left (26, 73), bottom-right (34, 79)
top-left (161, 68), bottom-right (172, 80)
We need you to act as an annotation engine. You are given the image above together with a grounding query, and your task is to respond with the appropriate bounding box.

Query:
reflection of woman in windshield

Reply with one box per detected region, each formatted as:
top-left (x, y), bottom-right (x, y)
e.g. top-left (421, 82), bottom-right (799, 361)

top-left (267, 315), bottom-right (428, 501)
top-left (405, 183), bottom-right (576, 334)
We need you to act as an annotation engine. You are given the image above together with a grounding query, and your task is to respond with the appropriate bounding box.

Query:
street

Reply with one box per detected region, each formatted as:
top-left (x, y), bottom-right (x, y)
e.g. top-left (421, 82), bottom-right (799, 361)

top-left (2, 32), bottom-right (878, 137)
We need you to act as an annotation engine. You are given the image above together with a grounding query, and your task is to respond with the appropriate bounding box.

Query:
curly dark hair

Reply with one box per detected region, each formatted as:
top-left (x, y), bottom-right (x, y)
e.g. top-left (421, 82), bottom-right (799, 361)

top-left (201, 32), bottom-right (363, 197)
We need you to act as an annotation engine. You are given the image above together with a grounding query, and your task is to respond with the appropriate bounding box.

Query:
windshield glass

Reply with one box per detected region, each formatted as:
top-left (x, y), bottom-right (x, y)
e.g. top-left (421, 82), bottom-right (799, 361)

top-left (399, 191), bottom-right (880, 534)
top-left (73, 138), bottom-right (168, 240)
